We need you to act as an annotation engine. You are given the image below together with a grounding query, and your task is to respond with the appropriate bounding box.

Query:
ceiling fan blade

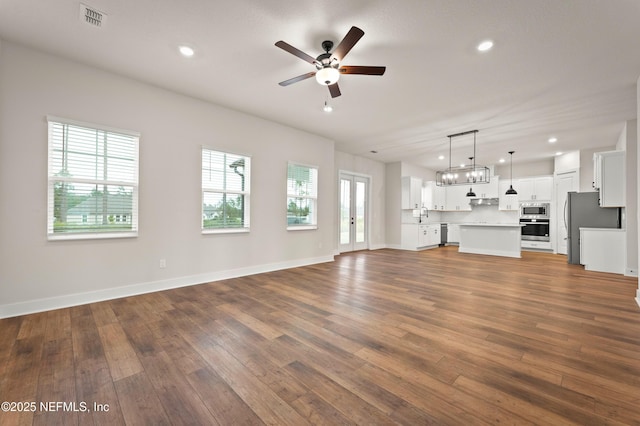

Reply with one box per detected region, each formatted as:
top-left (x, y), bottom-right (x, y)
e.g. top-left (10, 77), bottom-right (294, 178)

top-left (278, 72), bottom-right (316, 86)
top-left (339, 65), bottom-right (386, 75)
top-left (328, 83), bottom-right (341, 98)
top-left (331, 26), bottom-right (365, 62)
top-left (275, 41), bottom-right (318, 65)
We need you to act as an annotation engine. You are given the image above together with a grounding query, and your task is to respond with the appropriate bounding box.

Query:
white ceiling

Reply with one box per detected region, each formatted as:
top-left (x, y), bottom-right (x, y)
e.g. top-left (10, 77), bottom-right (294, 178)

top-left (1, 0), bottom-right (639, 170)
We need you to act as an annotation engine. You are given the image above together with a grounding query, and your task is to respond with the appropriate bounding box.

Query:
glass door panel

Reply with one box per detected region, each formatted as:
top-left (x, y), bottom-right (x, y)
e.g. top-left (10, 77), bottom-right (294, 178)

top-left (340, 178), bottom-right (351, 246)
top-left (339, 173), bottom-right (369, 252)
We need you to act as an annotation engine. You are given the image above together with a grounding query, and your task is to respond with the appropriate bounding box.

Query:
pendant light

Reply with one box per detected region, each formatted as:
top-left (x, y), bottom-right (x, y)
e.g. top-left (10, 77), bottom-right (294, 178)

top-left (465, 131), bottom-right (478, 197)
top-left (436, 130), bottom-right (489, 188)
top-left (505, 151), bottom-right (517, 195)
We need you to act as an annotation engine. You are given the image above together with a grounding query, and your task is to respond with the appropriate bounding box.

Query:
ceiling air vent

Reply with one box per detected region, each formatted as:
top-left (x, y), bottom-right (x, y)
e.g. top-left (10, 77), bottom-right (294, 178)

top-left (79, 3), bottom-right (107, 27)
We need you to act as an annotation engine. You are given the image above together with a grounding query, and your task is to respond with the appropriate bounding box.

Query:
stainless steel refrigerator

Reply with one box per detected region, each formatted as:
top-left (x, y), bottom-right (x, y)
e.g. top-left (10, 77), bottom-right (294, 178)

top-left (566, 191), bottom-right (620, 264)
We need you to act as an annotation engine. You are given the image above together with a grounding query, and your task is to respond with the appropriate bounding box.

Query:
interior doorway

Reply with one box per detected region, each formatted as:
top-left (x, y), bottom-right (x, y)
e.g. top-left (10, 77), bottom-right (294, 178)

top-left (555, 169), bottom-right (580, 255)
top-left (339, 173), bottom-right (369, 252)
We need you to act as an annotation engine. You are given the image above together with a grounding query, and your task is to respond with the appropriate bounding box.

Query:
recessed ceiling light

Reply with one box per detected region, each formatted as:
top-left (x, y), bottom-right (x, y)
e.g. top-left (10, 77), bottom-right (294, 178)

top-left (555, 151), bottom-right (563, 156)
top-left (548, 137), bottom-right (558, 143)
top-left (499, 158), bottom-right (505, 163)
top-left (179, 45), bottom-right (195, 57)
top-left (477, 40), bottom-right (494, 52)
top-left (438, 155), bottom-right (445, 160)
top-left (460, 163), bottom-right (465, 167)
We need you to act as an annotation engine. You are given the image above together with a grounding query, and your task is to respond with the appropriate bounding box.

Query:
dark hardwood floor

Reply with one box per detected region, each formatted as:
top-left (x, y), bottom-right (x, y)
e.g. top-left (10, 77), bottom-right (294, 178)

top-left (1, 247), bottom-right (640, 425)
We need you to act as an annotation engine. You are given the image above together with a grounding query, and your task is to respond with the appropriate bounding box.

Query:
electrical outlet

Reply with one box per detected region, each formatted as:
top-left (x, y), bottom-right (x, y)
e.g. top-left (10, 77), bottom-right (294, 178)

top-left (159, 259), bottom-right (166, 268)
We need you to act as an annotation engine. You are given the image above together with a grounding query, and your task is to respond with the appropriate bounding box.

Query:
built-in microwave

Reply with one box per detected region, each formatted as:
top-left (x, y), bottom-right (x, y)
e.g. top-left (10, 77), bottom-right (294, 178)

top-left (520, 203), bottom-right (550, 219)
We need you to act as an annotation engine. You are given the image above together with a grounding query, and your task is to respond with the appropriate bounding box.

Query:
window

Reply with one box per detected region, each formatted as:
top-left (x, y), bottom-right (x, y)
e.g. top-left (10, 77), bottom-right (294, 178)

top-left (202, 148), bottom-right (251, 232)
top-left (287, 162), bottom-right (318, 229)
top-left (47, 117), bottom-right (139, 239)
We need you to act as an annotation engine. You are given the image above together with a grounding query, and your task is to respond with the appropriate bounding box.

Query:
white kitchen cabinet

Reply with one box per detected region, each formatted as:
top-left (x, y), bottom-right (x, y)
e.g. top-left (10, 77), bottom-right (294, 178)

top-left (445, 185), bottom-right (472, 211)
top-left (447, 224), bottom-right (460, 244)
top-left (433, 184), bottom-right (446, 210)
top-left (579, 228), bottom-right (625, 274)
top-left (401, 224), bottom-right (419, 249)
top-left (419, 224), bottom-right (429, 247)
top-left (498, 180), bottom-right (519, 211)
top-left (472, 179), bottom-right (499, 198)
top-left (402, 176), bottom-right (423, 209)
top-left (427, 224), bottom-right (440, 246)
top-left (401, 223), bottom-right (439, 250)
top-left (518, 176), bottom-right (553, 201)
top-left (521, 240), bottom-right (552, 250)
top-left (423, 181), bottom-right (446, 211)
top-left (593, 150), bottom-right (625, 207)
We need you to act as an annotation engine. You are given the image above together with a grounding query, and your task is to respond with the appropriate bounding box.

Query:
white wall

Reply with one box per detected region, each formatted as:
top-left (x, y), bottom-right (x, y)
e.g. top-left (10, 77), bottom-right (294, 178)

top-left (0, 41), bottom-right (336, 317)
top-left (637, 76), bottom-right (640, 305)
top-left (401, 162), bottom-right (437, 181)
top-left (494, 159), bottom-right (553, 179)
top-left (624, 120), bottom-right (638, 275)
top-left (554, 151), bottom-right (580, 173)
top-left (335, 151), bottom-right (386, 250)
top-left (385, 162), bottom-right (402, 248)
top-left (616, 121), bottom-right (638, 275)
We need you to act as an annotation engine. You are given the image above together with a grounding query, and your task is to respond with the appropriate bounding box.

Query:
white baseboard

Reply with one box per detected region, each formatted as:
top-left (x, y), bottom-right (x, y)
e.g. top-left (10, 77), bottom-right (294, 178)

top-left (0, 255), bottom-right (334, 319)
top-left (459, 247), bottom-right (521, 258)
top-left (368, 243), bottom-right (387, 250)
top-left (625, 268), bottom-right (638, 277)
top-left (636, 289), bottom-right (640, 309)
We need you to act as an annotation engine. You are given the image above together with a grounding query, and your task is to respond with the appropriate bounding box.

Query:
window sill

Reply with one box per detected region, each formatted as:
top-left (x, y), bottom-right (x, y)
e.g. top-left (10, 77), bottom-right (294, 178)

top-left (202, 228), bottom-right (250, 235)
top-left (48, 231), bottom-right (138, 241)
top-left (287, 225), bottom-right (318, 231)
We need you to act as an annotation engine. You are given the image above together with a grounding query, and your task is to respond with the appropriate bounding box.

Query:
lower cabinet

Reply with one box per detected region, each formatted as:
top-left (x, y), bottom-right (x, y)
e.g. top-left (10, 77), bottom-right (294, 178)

top-left (401, 224), bottom-right (440, 250)
top-left (447, 224), bottom-right (460, 244)
top-left (579, 228), bottom-right (625, 274)
top-left (521, 240), bottom-right (552, 250)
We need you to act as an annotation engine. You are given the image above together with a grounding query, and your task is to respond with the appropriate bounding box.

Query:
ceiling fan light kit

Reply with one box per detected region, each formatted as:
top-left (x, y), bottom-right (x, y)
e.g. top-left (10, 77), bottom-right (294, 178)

top-left (436, 130), bottom-right (490, 192)
top-left (275, 26), bottom-right (386, 98)
top-left (316, 66), bottom-right (340, 85)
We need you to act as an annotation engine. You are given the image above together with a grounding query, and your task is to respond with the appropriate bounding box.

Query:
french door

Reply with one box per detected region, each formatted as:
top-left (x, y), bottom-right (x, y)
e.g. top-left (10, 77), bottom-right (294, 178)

top-left (339, 173), bottom-right (369, 252)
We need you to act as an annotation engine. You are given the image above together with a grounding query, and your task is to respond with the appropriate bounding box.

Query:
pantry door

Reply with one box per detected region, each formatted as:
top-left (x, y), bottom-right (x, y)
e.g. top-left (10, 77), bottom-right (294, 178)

top-left (339, 173), bottom-right (369, 252)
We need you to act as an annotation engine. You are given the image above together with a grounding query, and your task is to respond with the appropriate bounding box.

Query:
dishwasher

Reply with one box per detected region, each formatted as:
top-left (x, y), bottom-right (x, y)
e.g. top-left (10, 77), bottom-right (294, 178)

top-left (440, 223), bottom-right (447, 246)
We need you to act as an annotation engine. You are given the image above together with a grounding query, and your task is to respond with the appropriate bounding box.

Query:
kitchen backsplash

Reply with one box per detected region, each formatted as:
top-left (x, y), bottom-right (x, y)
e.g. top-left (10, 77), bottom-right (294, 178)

top-left (402, 205), bottom-right (519, 224)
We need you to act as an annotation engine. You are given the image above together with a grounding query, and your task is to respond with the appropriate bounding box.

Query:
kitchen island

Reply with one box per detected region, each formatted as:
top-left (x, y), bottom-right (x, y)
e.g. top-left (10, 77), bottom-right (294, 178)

top-left (458, 223), bottom-right (524, 258)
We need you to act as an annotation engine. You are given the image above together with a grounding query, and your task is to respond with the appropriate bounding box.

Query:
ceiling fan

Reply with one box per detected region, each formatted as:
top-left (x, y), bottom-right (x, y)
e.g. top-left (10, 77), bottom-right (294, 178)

top-left (275, 26), bottom-right (386, 98)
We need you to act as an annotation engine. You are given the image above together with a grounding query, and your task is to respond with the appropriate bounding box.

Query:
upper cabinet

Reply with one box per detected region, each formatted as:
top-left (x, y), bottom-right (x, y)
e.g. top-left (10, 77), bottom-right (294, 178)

top-left (517, 176), bottom-right (553, 201)
top-left (445, 185), bottom-right (472, 211)
top-left (401, 176), bottom-right (423, 209)
top-left (423, 181), bottom-right (446, 210)
top-left (498, 180), bottom-right (519, 211)
top-left (593, 150), bottom-right (625, 207)
top-left (472, 179), bottom-right (499, 198)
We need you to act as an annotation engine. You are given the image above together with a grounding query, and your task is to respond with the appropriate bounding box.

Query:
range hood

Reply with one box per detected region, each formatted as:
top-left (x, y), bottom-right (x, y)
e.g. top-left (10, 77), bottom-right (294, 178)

top-left (469, 198), bottom-right (499, 206)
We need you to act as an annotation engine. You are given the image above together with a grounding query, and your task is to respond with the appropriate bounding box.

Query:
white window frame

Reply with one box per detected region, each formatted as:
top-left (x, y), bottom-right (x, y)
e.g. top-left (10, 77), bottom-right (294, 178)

top-left (287, 162), bottom-right (318, 231)
top-left (201, 147), bottom-right (251, 234)
top-left (46, 116), bottom-right (139, 240)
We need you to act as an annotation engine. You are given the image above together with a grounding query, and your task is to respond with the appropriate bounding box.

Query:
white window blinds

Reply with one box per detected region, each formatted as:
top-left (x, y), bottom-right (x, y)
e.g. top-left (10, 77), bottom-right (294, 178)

top-left (202, 148), bottom-right (251, 232)
top-left (47, 117), bottom-right (139, 239)
top-left (287, 162), bottom-right (318, 228)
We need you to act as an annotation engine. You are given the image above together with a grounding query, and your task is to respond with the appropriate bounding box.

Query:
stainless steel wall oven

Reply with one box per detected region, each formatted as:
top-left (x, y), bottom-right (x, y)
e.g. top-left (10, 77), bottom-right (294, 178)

top-left (520, 203), bottom-right (550, 242)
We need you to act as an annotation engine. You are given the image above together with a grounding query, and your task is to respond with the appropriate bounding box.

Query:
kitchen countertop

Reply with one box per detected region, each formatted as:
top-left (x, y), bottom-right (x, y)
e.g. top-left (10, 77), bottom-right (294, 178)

top-left (460, 223), bottom-right (524, 227)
